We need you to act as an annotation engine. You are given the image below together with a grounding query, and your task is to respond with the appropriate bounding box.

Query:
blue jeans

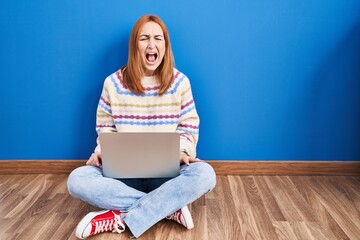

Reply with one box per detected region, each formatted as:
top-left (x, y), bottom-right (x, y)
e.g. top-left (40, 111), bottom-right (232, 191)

top-left (67, 162), bottom-right (216, 238)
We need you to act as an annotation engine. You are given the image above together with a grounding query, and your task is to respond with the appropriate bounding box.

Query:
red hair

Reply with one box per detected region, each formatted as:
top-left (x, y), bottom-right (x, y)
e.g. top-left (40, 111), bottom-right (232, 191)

top-left (122, 15), bottom-right (174, 95)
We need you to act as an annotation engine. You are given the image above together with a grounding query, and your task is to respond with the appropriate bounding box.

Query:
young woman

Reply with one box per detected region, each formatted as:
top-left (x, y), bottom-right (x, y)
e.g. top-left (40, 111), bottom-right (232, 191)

top-left (67, 15), bottom-right (216, 239)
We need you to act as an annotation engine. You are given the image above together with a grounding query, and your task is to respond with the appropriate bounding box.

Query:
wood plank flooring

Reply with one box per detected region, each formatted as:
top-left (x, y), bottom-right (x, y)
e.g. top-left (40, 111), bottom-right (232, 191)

top-left (0, 174), bottom-right (359, 240)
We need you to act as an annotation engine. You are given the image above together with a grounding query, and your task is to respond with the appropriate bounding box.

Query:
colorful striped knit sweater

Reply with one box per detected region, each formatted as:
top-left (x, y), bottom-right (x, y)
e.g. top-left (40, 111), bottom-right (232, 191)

top-left (94, 68), bottom-right (200, 158)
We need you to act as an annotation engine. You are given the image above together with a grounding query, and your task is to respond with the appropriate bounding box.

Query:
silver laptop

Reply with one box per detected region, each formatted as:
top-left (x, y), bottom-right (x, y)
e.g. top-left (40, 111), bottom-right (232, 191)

top-left (99, 132), bottom-right (180, 178)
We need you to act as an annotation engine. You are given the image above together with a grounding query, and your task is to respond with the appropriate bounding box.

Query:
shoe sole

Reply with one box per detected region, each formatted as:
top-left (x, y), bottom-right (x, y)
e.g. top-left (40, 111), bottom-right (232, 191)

top-left (75, 210), bottom-right (110, 239)
top-left (181, 206), bottom-right (194, 229)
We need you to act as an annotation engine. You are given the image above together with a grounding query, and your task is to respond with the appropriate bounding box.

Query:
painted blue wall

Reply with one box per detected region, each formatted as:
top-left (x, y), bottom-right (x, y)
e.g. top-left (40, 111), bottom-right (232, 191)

top-left (1, 1), bottom-right (359, 160)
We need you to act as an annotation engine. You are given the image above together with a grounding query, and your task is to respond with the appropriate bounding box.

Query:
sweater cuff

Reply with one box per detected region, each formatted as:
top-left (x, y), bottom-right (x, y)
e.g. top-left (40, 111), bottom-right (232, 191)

top-left (180, 141), bottom-right (196, 158)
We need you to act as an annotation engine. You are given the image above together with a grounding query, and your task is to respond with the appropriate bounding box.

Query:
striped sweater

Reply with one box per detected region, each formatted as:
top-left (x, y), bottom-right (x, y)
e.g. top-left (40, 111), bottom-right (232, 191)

top-left (94, 68), bottom-right (200, 158)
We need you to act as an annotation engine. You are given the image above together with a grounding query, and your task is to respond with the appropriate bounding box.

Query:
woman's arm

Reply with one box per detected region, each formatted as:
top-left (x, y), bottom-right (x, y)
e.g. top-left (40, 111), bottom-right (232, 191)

top-left (176, 75), bottom-right (200, 160)
top-left (88, 77), bottom-right (117, 167)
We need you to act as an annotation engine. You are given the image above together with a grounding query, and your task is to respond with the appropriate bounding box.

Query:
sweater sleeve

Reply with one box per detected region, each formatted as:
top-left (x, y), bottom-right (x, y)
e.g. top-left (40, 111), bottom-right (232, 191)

top-left (94, 77), bottom-right (117, 153)
top-left (176, 75), bottom-right (200, 158)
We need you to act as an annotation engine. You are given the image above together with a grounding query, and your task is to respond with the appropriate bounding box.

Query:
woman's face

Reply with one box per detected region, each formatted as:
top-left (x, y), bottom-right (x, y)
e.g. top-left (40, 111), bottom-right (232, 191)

top-left (138, 21), bottom-right (166, 76)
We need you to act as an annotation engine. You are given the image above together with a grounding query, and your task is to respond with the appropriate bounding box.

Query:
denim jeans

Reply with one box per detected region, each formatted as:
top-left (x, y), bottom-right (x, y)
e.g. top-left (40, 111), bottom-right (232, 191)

top-left (67, 161), bottom-right (216, 238)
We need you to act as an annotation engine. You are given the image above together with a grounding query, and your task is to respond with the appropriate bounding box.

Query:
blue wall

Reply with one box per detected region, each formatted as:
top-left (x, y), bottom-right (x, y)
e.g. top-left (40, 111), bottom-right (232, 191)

top-left (1, 1), bottom-right (359, 160)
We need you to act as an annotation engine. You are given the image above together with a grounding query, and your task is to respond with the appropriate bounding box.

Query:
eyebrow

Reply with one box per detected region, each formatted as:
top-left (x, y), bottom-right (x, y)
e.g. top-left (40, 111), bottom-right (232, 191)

top-left (139, 34), bottom-right (164, 38)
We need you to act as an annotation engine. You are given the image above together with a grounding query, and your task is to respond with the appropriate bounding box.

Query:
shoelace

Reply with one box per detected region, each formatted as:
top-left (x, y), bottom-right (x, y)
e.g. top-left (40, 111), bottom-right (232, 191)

top-left (94, 211), bottom-right (125, 235)
top-left (166, 210), bottom-right (181, 224)
top-left (113, 213), bottom-right (126, 234)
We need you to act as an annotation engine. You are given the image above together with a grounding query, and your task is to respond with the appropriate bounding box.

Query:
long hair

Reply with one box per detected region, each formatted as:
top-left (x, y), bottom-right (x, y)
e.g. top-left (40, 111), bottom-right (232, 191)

top-left (122, 15), bottom-right (174, 96)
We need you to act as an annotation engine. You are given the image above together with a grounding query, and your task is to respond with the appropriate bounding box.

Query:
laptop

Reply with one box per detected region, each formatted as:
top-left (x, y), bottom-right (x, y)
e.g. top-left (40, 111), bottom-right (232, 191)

top-left (99, 132), bottom-right (180, 178)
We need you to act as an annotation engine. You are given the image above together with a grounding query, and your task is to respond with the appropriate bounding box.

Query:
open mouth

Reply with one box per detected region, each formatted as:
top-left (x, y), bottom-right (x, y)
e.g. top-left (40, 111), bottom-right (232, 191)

top-left (146, 53), bottom-right (158, 63)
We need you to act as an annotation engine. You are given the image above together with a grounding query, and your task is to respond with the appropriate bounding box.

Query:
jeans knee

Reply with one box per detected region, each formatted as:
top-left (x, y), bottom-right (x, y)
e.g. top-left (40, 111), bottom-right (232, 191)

top-left (202, 162), bottom-right (217, 190)
top-left (67, 167), bottom-right (80, 197)
top-left (67, 165), bottom-right (99, 197)
top-left (188, 162), bottom-right (216, 192)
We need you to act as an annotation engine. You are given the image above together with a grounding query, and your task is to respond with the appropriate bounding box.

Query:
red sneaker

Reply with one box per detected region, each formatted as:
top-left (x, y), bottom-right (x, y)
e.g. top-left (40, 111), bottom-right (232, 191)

top-left (75, 210), bottom-right (125, 239)
top-left (166, 206), bottom-right (194, 229)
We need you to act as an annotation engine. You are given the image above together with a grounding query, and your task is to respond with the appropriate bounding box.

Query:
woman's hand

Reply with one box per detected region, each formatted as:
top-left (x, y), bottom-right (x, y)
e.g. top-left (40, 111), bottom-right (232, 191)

top-left (180, 152), bottom-right (201, 166)
top-left (86, 151), bottom-right (102, 168)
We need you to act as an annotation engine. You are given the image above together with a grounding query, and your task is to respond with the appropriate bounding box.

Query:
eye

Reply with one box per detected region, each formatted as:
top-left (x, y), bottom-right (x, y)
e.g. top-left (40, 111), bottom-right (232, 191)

top-left (155, 35), bottom-right (164, 41)
top-left (139, 35), bottom-right (149, 41)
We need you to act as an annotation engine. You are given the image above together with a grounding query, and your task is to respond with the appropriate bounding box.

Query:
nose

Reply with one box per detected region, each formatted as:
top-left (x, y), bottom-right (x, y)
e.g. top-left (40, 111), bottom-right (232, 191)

top-left (148, 38), bottom-right (156, 49)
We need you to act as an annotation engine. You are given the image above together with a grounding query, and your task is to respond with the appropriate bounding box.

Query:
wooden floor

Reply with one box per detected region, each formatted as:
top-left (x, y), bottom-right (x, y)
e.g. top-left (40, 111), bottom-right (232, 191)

top-left (0, 174), bottom-right (359, 240)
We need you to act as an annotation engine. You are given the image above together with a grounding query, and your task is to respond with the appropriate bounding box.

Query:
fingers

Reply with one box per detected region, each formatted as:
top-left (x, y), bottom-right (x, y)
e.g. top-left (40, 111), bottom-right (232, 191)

top-left (183, 157), bottom-right (202, 166)
top-left (183, 157), bottom-right (190, 166)
top-left (180, 152), bottom-right (190, 166)
top-left (180, 152), bottom-right (202, 166)
top-left (189, 157), bottom-right (202, 163)
top-left (86, 152), bottom-right (102, 168)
